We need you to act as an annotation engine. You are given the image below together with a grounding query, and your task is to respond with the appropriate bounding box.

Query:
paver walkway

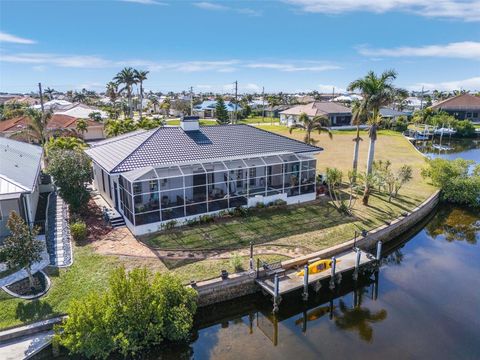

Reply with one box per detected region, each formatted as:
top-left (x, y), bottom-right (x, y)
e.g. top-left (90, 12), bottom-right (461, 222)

top-left (45, 192), bottom-right (72, 267)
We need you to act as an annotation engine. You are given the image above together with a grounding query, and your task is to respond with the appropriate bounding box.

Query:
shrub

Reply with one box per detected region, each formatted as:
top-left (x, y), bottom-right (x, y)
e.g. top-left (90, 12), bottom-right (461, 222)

top-left (199, 214), bottom-right (215, 224)
top-left (70, 221), bottom-right (87, 242)
top-left (255, 202), bottom-right (266, 209)
top-left (422, 158), bottom-right (480, 208)
top-left (454, 120), bottom-right (476, 137)
top-left (230, 254), bottom-right (244, 272)
top-left (233, 206), bottom-right (249, 217)
top-left (55, 267), bottom-right (197, 359)
top-left (394, 116), bottom-right (408, 132)
top-left (164, 220), bottom-right (177, 230)
top-left (271, 199), bottom-right (287, 207)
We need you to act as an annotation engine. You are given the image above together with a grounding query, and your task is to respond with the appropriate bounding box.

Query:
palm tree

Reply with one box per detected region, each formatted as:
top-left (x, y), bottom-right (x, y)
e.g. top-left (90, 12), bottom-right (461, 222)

top-left (44, 87), bottom-right (55, 100)
top-left (149, 97), bottom-right (160, 114)
top-left (289, 113), bottom-right (332, 145)
top-left (106, 81), bottom-right (119, 103)
top-left (350, 100), bottom-right (368, 181)
top-left (72, 91), bottom-right (87, 103)
top-left (76, 118), bottom-right (88, 137)
top-left (161, 97), bottom-right (171, 117)
top-left (134, 69), bottom-right (149, 120)
top-left (348, 69), bottom-right (398, 176)
top-left (17, 108), bottom-right (52, 146)
top-left (114, 67), bottom-right (137, 119)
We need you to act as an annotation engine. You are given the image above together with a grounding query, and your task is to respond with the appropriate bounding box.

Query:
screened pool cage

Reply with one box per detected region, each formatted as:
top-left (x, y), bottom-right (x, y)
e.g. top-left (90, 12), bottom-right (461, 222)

top-left (118, 152), bottom-right (317, 226)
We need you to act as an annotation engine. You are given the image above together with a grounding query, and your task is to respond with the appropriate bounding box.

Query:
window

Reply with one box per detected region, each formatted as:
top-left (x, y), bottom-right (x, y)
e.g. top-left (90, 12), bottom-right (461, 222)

top-left (249, 167), bottom-right (256, 185)
top-left (101, 171), bottom-right (106, 192)
top-left (473, 113), bottom-right (478, 118)
top-left (466, 112), bottom-right (472, 118)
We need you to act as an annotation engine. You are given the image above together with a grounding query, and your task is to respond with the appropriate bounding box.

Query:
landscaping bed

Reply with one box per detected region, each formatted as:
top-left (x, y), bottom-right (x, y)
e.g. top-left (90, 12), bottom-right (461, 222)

top-left (4, 271), bottom-right (49, 299)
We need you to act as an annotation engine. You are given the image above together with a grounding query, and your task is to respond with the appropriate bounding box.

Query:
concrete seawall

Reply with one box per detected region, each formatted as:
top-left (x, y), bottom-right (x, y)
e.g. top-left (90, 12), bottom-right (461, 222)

top-left (195, 190), bottom-right (440, 307)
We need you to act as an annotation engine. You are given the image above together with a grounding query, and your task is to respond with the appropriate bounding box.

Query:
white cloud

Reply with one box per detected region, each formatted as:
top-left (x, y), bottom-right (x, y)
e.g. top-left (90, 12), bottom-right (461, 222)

top-left (318, 84), bottom-right (345, 93)
top-left (194, 1), bottom-right (261, 16)
top-left (1, 53), bottom-right (112, 68)
top-left (285, 0), bottom-right (480, 21)
top-left (0, 31), bottom-right (36, 44)
top-left (246, 62), bottom-right (340, 72)
top-left (407, 76), bottom-right (480, 91)
top-left (194, 2), bottom-right (227, 10)
top-left (120, 0), bottom-right (167, 5)
top-left (358, 41), bottom-right (480, 60)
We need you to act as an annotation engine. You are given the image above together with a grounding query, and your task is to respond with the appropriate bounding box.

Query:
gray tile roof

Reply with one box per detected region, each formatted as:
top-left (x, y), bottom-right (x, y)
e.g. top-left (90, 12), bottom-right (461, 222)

top-left (0, 137), bottom-right (43, 193)
top-left (86, 125), bottom-right (322, 173)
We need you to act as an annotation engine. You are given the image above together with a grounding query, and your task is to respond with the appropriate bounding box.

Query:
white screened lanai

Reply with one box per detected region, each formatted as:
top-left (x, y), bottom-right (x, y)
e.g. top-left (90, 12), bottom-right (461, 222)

top-left (118, 152), bottom-right (317, 227)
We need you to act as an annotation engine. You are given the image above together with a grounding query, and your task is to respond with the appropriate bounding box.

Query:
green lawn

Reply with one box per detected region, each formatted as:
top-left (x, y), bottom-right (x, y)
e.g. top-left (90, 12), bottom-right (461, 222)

top-left (0, 125), bottom-right (437, 330)
top-left (0, 246), bottom-right (286, 330)
top-left (240, 116), bottom-right (280, 124)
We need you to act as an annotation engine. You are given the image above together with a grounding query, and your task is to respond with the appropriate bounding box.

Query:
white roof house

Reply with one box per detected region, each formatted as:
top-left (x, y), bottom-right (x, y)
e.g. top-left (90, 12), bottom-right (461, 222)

top-left (56, 103), bottom-right (107, 119)
top-left (32, 100), bottom-right (72, 111)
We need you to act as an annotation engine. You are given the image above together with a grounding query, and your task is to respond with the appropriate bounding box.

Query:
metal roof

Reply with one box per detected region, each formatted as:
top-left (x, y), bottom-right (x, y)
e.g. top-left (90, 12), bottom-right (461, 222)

top-left (86, 124), bottom-right (322, 174)
top-left (0, 137), bottom-right (42, 194)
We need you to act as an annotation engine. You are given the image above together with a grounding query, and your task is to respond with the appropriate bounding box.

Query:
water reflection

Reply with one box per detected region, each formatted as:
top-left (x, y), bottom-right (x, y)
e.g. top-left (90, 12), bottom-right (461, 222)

top-left (425, 207), bottom-right (480, 244)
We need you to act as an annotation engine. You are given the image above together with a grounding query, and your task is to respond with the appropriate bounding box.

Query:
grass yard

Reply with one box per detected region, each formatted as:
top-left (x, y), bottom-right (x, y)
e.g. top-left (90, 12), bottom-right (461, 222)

top-left (0, 245), bottom-right (286, 330)
top-left (240, 116), bottom-right (280, 124)
top-left (0, 124), bottom-right (437, 330)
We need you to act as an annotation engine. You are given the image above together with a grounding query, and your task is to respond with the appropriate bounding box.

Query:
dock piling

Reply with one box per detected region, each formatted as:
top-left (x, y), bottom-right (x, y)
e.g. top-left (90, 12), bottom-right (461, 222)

top-left (250, 242), bottom-right (254, 271)
top-left (329, 257), bottom-right (337, 290)
top-left (273, 274), bottom-right (280, 313)
top-left (302, 265), bottom-right (309, 301)
top-left (376, 241), bottom-right (383, 261)
top-left (353, 249), bottom-right (361, 281)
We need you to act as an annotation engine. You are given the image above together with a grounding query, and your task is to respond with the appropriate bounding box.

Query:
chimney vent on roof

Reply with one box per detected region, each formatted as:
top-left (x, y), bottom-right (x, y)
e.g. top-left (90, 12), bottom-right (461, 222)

top-left (180, 115), bottom-right (200, 131)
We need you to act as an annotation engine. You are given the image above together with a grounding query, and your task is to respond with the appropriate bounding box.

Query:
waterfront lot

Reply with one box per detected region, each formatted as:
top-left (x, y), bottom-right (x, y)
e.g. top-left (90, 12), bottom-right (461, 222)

top-left (0, 126), bottom-right (436, 330)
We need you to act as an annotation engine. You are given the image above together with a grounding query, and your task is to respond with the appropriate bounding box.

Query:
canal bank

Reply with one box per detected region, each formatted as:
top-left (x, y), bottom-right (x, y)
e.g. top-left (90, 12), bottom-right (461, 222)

top-left (194, 190), bottom-right (440, 307)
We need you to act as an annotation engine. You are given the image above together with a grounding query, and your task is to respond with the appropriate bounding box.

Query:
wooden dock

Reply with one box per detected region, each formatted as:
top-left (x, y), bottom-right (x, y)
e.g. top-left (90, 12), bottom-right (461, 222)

top-left (255, 249), bottom-right (376, 298)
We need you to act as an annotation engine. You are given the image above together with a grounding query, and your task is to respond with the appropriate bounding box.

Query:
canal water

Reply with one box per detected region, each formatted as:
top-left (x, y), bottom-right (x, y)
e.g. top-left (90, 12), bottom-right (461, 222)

top-left (35, 139), bottom-right (480, 360)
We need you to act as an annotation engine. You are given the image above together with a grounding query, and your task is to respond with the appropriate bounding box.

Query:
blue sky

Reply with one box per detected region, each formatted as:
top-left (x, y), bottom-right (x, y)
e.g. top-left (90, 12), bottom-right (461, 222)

top-left (0, 0), bottom-right (479, 94)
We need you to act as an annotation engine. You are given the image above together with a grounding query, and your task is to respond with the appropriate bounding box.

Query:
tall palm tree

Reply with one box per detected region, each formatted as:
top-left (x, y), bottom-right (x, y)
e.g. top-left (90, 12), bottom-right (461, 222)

top-left (348, 69), bottom-right (397, 176)
top-left (44, 87), bottom-right (55, 100)
top-left (134, 69), bottom-right (149, 120)
top-left (289, 112), bottom-right (332, 145)
top-left (114, 67), bottom-right (137, 119)
top-left (350, 100), bottom-right (367, 181)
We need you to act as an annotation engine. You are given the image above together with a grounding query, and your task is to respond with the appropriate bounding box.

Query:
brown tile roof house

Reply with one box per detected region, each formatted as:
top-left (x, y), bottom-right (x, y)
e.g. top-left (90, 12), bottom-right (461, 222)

top-left (430, 94), bottom-right (480, 122)
top-left (0, 115), bottom-right (105, 141)
top-left (280, 102), bottom-right (352, 126)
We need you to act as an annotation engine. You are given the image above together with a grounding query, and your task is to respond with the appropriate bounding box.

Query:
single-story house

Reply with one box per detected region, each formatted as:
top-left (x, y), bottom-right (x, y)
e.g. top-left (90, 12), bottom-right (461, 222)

top-left (430, 94), bottom-right (480, 122)
top-left (55, 103), bottom-right (108, 120)
top-left (280, 102), bottom-right (352, 127)
top-left (85, 117), bottom-right (321, 235)
top-left (263, 105), bottom-right (291, 118)
top-left (379, 108), bottom-right (410, 121)
top-left (193, 100), bottom-right (242, 119)
top-left (0, 138), bottom-right (42, 241)
top-left (32, 99), bottom-right (73, 112)
top-left (4, 96), bottom-right (40, 106)
top-left (0, 114), bottom-right (105, 141)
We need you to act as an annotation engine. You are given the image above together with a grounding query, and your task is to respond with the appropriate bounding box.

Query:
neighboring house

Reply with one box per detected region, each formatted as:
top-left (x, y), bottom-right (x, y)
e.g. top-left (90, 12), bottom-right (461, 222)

top-left (280, 102), bottom-right (352, 127)
top-left (294, 95), bottom-right (315, 104)
top-left (0, 114), bottom-right (105, 141)
top-left (332, 94), bottom-right (363, 103)
top-left (193, 100), bottom-right (242, 119)
top-left (4, 96), bottom-right (40, 106)
top-left (85, 117), bottom-right (321, 235)
top-left (32, 99), bottom-right (73, 112)
top-left (430, 94), bottom-right (480, 122)
top-left (404, 97), bottom-right (423, 111)
top-left (264, 105), bottom-right (291, 118)
top-left (0, 138), bottom-right (43, 241)
top-left (55, 103), bottom-right (108, 120)
top-left (379, 108), bottom-right (410, 121)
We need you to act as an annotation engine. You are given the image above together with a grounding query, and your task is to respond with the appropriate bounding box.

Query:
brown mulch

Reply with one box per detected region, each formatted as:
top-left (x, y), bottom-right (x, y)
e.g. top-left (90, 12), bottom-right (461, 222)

top-left (6, 272), bottom-right (47, 296)
top-left (80, 199), bottom-right (114, 244)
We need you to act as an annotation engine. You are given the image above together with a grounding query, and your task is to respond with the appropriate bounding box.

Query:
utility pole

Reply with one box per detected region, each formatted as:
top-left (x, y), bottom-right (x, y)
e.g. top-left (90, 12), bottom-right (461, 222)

top-left (38, 82), bottom-right (45, 115)
top-left (190, 86), bottom-right (193, 116)
top-left (420, 86), bottom-right (425, 110)
top-left (262, 86), bottom-right (265, 123)
top-left (234, 80), bottom-right (238, 124)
